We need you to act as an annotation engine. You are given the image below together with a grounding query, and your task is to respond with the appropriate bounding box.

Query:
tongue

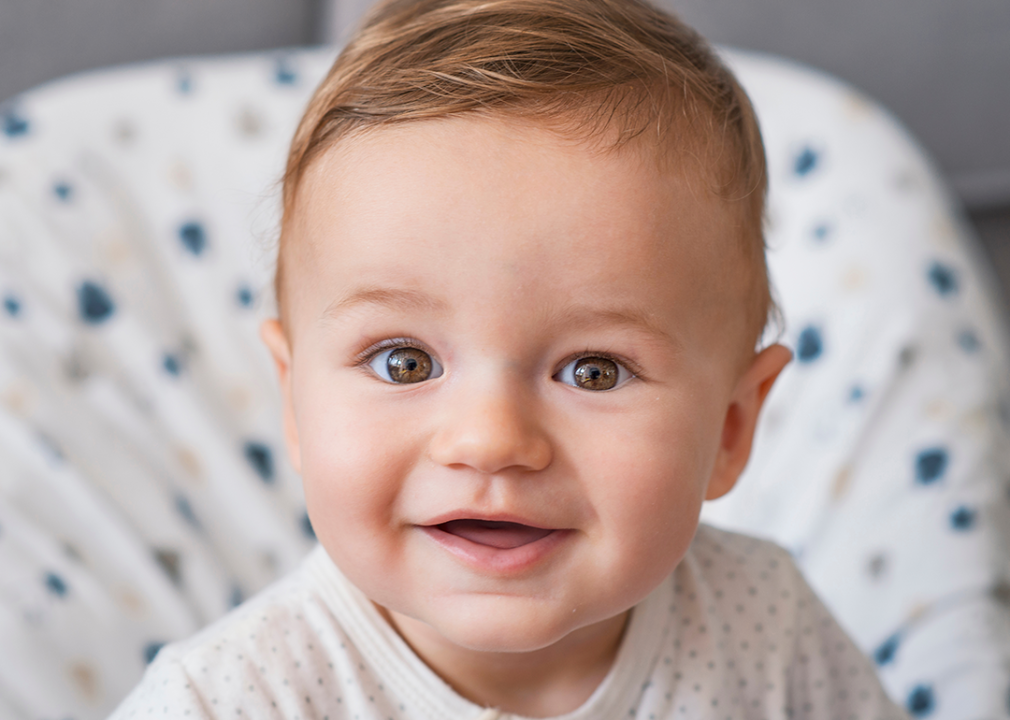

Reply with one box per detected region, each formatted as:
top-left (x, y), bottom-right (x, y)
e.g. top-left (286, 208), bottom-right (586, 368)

top-left (439, 520), bottom-right (553, 549)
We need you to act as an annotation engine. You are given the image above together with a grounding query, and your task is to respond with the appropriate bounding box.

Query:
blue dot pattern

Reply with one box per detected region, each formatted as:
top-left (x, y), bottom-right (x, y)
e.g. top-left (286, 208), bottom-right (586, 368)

top-left (927, 261), bottom-right (959, 296)
top-left (1, 107), bottom-right (30, 137)
top-left (53, 181), bottom-right (73, 202)
top-left (908, 684), bottom-right (936, 716)
top-left (178, 221), bottom-right (208, 256)
top-left (235, 284), bottom-right (254, 308)
top-left (915, 447), bottom-right (949, 485)
top-left (45, 571), bottom-right (69, 598)
top-left (3, 295), bottom-right (21, 317)
top-left (176, 69), bottom-right (193, 95)
top-left (0, 44), bottom-right (1005, 720)
top-left (874, 633), bottom-right (900, 665)
top-left (957, 328), bottom-right (981, 353)
top-left (812, 221), bottom-right (832, 241)
top-left (795, 325), bottom-right (823, 362)
top-left (162, 353), bottom-right (182, 376)
top-left (77, 281), bottom-right (116, 324)
top-left (949, 505), bottom-right (976, 531)
top-left (143, 642), bottom-right (165, 665)
top-left (274, 56), bottom-right (298, 85)
top-left (243, 441), bottom-right (274, 483)
top-left (793, 144), bottom-right (820, 177)
top-left (173, 494), bottom-right (201, 530)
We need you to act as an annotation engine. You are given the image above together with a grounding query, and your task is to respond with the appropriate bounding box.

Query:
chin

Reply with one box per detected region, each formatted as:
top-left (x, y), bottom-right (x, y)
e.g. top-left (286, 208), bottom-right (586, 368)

top-left (425, 599), bottom-right (595, 654)
top-left (440, 621), bottom-right (573, 654)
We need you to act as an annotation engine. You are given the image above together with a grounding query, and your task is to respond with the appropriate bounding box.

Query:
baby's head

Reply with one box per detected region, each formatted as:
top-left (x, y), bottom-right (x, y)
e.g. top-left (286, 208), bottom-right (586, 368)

top-left (262, 0), bottom-right (790, 702)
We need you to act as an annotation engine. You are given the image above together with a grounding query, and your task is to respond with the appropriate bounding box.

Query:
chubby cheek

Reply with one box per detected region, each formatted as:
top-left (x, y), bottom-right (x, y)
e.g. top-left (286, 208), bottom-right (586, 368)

top-left (576, 391), bottom-right (722, 593)
top-left (293, 367), bottom-right (423, 584)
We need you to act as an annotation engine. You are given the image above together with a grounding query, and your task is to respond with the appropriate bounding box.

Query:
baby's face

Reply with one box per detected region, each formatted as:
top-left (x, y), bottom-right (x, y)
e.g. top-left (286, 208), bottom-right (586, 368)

top-left (264, 117), bottom-right (787, 655)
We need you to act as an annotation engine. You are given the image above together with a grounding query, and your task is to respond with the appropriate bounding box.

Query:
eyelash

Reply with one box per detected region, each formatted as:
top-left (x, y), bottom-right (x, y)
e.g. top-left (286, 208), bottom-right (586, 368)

top-left (354, 337), bottom-right (432, 367)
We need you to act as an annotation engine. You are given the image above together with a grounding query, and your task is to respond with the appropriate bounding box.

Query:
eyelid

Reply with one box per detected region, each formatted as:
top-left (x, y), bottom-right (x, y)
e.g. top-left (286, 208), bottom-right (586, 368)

top-left (354, 337), bottom-right (432, 366)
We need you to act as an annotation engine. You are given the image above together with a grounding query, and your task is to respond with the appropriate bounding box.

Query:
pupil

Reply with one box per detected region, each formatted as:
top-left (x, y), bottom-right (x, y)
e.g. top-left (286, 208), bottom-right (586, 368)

top-left (589, 367), bottom-right (601, 380)
top-left (404, 358), bottom-right (418, 372)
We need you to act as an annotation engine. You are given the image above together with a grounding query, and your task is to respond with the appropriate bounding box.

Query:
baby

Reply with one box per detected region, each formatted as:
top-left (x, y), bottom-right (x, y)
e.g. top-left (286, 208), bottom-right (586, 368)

top-left (111, 0), bottom-right (906, 717)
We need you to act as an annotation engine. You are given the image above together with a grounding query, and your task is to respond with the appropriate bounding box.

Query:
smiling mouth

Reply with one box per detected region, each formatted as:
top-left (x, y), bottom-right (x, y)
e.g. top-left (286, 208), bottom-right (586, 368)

top-left (436, 519), bottom-right (554, 549)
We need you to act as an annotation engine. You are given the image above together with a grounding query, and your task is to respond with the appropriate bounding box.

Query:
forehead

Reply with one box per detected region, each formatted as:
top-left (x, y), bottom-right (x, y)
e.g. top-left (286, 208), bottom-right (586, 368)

top-left (285, 117), bottom-right (751, 353)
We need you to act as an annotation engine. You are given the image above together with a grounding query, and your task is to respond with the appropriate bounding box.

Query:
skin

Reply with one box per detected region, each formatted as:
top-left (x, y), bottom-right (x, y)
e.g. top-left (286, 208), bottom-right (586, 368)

top-left (261, 117), bottom-right (791, 718)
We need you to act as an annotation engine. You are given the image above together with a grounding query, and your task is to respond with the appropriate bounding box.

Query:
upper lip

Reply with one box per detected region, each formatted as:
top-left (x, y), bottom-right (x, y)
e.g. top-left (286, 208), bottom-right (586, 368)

top-left (420, 510), bottom-right (558, 529)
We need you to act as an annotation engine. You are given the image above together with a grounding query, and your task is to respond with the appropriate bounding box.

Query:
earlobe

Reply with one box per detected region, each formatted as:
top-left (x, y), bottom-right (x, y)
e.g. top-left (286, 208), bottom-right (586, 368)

top-left (259, 319), bottom-right (302, 474)
top-left (705, 343), bottom-right (792, 501)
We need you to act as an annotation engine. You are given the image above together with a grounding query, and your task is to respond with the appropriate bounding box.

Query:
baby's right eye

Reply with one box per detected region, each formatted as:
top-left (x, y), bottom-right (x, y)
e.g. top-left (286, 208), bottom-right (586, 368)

top-left (368, 346), bottom-right (444, 384)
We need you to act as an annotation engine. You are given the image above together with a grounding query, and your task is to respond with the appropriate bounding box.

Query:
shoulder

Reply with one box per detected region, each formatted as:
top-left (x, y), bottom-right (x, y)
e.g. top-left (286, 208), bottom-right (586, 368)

top-left (109, 547), bottom-right (356, 719)
top-left (665, 525), bottom-right (906, 718)
top-left (682, 523), bottom-right (800, 595)
top-left (159, 548), bottom-right (338, 666)
top-left (678, 524), bottom-right (840, 643)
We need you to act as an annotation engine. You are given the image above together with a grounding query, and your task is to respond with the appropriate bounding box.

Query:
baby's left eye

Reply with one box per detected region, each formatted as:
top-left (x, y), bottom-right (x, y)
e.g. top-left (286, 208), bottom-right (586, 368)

top-left (554, 356), bottom-right (633, 391)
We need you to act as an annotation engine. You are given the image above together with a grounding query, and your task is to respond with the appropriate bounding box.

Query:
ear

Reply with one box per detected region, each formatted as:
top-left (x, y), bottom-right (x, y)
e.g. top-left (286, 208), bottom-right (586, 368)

top-left (260, 319), bottom-right (302, 474)
top-left (705, 343), bottom-right (792, 501)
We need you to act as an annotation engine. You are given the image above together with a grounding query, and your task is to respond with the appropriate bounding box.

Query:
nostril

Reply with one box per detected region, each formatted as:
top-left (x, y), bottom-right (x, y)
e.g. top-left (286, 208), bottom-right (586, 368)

top-left (425, 378), bottom-right (554, 473)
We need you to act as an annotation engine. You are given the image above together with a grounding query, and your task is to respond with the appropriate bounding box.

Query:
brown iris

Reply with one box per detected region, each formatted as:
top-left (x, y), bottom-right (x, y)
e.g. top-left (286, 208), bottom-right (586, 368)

top-left (573, 356), bottom-right (618, 391)
top-left (387, 347), bottom-right (433, 383)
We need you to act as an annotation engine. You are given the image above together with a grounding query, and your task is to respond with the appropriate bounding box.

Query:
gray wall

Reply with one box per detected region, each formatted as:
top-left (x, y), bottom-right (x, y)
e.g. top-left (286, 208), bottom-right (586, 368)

top-left (0, 0), bottom-right (323, 104)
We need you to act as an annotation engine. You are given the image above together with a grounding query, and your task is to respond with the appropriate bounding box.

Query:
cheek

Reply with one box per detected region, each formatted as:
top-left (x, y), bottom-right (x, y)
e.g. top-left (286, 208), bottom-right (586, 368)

top-left (293, 367), bottom-right (424, 554)
top-left (576, 390), bottom-right (725, 568)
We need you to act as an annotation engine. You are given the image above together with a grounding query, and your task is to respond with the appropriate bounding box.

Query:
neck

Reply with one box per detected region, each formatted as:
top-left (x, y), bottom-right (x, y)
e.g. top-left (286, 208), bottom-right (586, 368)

top-left (381, 608), bottom-right (630, 718)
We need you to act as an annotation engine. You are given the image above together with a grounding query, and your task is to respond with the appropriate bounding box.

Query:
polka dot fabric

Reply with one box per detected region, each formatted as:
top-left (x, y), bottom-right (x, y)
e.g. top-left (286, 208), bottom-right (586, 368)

top-left (0, 51), bottom-right (332, 719)
top-left (110, 528), bottom-right (904, 720)
top-left (0, 45), bottom-right (1005, 719)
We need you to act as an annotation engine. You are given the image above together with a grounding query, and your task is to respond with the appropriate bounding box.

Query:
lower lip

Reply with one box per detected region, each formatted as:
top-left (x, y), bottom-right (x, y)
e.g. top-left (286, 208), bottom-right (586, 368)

top-left (420, 526), bottom-right (571, 574)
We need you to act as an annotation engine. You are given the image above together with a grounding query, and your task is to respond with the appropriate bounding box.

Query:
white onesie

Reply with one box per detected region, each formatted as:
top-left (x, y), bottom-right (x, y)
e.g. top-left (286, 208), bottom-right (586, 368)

top-left (109, 525), bottom-right (907, 719)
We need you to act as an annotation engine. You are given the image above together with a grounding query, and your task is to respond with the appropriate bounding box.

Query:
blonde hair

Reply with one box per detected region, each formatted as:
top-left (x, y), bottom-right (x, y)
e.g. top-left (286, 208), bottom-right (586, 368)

top-left (278, 0), bottom-right (772, 341)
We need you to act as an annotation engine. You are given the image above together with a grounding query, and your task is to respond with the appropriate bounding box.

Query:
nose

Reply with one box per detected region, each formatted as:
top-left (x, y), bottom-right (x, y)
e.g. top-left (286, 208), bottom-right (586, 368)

top-left (428, 374), bottom-right (552, 474)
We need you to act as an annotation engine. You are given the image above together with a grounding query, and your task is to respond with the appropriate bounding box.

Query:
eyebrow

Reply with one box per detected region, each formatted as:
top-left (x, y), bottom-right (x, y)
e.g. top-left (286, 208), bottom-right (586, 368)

top-left (321, 286), bottom-right (677, 347)
top-left (545, 303), bottom-right (678, 347)
top-left (321, 286), bottom-right (447, 322)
